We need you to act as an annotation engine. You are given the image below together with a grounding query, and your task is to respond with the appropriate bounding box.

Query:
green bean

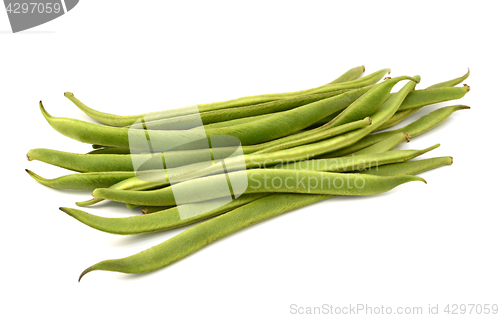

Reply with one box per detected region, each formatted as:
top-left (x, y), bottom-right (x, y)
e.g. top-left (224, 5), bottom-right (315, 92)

top-left (326, 76), bottom-right (410, 127)
top-left (28, 148), bottom-right (134, 172)
top-left (43, 83), bottom-right (383, 149)
top-left (351, 132), bottom-right (410, 155)
top-left (327, 65), bottom-right (365, 84)
top-left (138, 90), bottom-right (355, 130)
top-left (64, 92), bottom-right (143, 127)
top-left (66, 68), bottom-right (390, 127)
top-left (93, 169), bottom-right (424, 206)
top-left (76, 162), bottom-right (434, 279)
top-left (279, 144), bottom-right (439, 172)
top-left (426, 69), bottom-right (469, 89)
top-left (321, 105), bottom-right (470, 157)
top-left (25, 169), bottom-right (137, 190)
top-left (62, 193), bottom-right (270, 235)
top-left (198, 112), bottom-right (277, 130)
top-left (313, 85), bottom-right (469, 126)
top-left (397, 85), bottom-right (469, 111)
top-left (76, 172), bottom-right (172, 206)
top-left (376, 107), bottom-right (423, 131)
top-left (359, 156), bottom-right (453, 176)
top-left (255, 117), bottom-right (372, 154)
top-left (162, 68), bottom-right (392, 116)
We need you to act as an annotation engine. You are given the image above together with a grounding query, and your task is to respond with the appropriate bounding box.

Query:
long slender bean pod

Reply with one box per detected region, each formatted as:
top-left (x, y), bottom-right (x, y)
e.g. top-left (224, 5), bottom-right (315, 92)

top-left (42, 84), bottom-right (379, 148)
top-left (326, 65), bottom-right (365, 84)
top-left (314, 85), bottom-right (469, 126)
top-left (62, 193), bottom-right (271, 235)
top-left (255, 117), bottom-right (372, 154)
top-left (93, 169), bottom-right (424, 206)
top-left (321, 105), bottom-right (470, 157)
top-left (25, 170), bottom-right (137, 190)
top-left (350, 132), bottom-right (410, 155)
top-left (426, 69), bottom-right (469, 89)
top-left (66, 68), bottom-right (388, 126)
top-left (375, 107), bottom-right (423, 131)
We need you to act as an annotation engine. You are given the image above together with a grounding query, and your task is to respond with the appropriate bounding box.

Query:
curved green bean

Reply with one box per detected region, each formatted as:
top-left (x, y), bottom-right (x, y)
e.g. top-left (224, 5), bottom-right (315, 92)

top-left (255, 117), bottom-right (372, 154)
top-left (426, 69), bottom-right (469, 89)
top-left (322, 105), bottom-right (470, 157)
top-left (139, 90), bottom-right (355, 130)
top-left (25, 169), bottom-right (137, 190)
top-left (67, 68), bottom-right (388, 126)
top-left (351, 132), bottom-right (410, 155)
top-left (376, 107), bottom-right (423, 131)
top-left (359, 156), bottom-right (453, 176)
top-left (93, 169), bottom-right (424, 206)
top-left (314, 85), bottom-right (469, 126)
top-left (63, 193), bottom-right (270, 235)
top-left (327, 65), bottom-right (365, 84)
top-left (42, 84), bottom-right (377, 148)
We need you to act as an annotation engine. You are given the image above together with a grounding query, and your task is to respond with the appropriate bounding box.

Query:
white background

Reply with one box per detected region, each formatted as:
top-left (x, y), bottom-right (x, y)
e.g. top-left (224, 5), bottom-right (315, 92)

top-left (1, 1), bottom-right (498, 317)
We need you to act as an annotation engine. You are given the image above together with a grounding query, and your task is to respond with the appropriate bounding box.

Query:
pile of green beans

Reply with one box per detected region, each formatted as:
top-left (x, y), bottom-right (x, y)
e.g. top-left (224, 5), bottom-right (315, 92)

top-left (26, 66), bottom-right (470, 281)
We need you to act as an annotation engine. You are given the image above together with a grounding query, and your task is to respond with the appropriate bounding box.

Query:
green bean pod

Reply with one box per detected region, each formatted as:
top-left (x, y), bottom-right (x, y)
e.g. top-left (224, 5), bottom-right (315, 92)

top-left (279, 144), bottom-right (438, 172)
top-left (255, 117), bottom-right (372, 154)
top-left (93, 170), bottom-right (424, 206)
top-left (360, 156), bottom-right (453, 176)
top-left (25, 170), bottom-right (137, 190)
top-left (426, 69), bottom-right (469, 89)
top-left (351, 132), bottom-right (410, 155)
top-left (138, 90), bottom-right (356, 130)
top-left (376, 107), bottom-right (423, 131)
top-left (322, 105), bottom-right (470, 157)
top-left (397, 85), bottom-right (469, 111)
top-left (66, 68), bottom-right (389, 127)
top-left (326, 65), bottom-right (365, 84)
top-left (327, 76), bottom-right (412, 127)
top-left (62, 193), bottom-right (270, 235)
top-left (42, 85), bottom-right (375, 148)
top-left (314, 85), bottom-right (469, 126)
